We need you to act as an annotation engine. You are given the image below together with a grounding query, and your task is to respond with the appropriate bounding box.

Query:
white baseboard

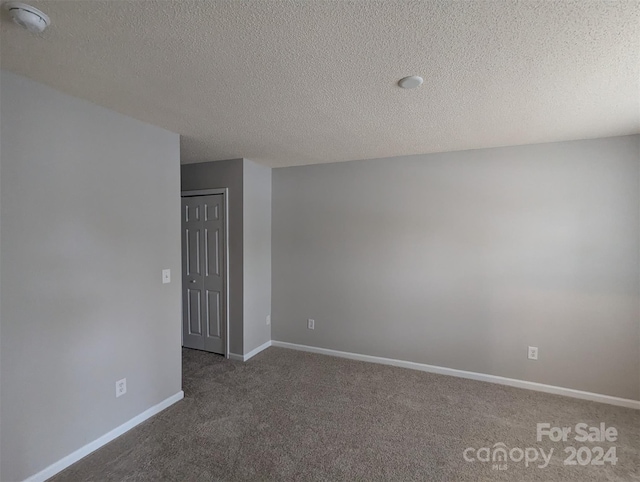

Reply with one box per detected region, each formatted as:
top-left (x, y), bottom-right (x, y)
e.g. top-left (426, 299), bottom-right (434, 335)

top-left (271, 341), bottom-right (640, 410)
top-left (229, 340), bottom-right (272, 362)
top-left (23, 391), bottom-right (185, 482)
top-left (244, 340), bottom-right (272, 361)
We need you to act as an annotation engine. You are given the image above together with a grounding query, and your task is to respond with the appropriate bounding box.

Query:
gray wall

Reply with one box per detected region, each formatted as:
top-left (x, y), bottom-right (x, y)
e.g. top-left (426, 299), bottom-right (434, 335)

top-left (272, 135), bottom-right (640, 401)
top-left (243, 159), bottom-right (272, 353)
top-left (181, 159), bottom-right (244, 355)
top-left (0, 71), bottom-right (183, 481)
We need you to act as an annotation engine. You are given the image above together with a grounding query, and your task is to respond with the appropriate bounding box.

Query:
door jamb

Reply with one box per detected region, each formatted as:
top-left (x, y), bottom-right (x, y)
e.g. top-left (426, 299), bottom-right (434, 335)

top-left (181, 188), bottom-right (230, 359)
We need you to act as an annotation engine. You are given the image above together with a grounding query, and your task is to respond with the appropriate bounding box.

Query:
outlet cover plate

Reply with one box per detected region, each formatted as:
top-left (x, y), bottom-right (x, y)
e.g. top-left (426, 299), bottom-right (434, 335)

top-left (116, 378), bottom-right (127, 397)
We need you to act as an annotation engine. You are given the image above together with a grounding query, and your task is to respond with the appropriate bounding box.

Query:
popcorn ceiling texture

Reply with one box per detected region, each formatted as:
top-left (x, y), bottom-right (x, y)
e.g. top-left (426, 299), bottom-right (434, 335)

top-left (1, 0), bottom-right (638, 167)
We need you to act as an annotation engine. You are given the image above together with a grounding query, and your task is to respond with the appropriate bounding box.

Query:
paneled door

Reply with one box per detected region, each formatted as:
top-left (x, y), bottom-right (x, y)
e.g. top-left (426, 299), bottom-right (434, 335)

top-left (181, 194), bottom-right (226, 354)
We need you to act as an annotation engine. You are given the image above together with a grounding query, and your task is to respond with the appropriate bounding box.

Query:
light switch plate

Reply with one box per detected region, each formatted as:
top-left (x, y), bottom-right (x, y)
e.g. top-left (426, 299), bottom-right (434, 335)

top-left (162, 269), bottom-right (171, 284)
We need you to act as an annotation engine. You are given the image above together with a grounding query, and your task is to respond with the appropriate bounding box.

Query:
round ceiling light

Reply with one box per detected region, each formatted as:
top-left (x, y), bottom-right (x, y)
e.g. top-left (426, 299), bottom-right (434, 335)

top-left (4, 2), bottom-right (50, 33)
top-left (398, 76), bottom-right (423, 89)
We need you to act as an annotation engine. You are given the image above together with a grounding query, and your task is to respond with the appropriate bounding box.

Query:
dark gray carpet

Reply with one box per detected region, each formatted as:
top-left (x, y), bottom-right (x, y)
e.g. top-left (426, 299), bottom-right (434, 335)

top-left (51, 347), bottom-right (639, 481)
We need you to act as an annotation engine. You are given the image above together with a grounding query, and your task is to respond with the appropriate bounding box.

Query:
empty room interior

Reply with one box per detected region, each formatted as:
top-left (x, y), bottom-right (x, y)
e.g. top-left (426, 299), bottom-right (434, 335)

top-left (0, 1), bottom-right (639, 481)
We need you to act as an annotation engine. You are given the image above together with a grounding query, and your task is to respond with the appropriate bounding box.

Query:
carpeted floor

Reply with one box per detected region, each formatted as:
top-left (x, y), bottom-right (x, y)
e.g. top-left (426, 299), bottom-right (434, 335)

top-left (51, 347), bottom-right (639, 481)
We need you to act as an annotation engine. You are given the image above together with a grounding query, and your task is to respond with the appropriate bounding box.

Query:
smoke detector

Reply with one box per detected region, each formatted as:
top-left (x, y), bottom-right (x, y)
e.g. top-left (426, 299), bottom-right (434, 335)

top-left (398, 76), bottom-right (424, 89)
top-left (4, 2), bottom-right (50, 33)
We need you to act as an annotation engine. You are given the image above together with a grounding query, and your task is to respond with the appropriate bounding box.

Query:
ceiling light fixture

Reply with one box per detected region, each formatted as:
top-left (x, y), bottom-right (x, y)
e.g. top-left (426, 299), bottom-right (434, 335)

top-left (4, 2), bottom-right (50, 33)
top-left (398, 76), bottom-right (423, 89)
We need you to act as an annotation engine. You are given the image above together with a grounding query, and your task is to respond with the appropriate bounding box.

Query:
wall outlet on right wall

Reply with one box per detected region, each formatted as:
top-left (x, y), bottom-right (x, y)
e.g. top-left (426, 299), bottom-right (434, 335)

top-left (307, 318), bottom-right (315, 330)
top-left (528, 346), bottom-right (538, 360)
top-left (116, 378), bottom-right (127, 397)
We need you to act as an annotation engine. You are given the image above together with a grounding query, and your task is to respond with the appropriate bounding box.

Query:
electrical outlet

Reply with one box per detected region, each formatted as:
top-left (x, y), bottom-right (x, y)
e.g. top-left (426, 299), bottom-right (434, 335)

top-left (307, 318), bottom-right (315, 330)
top-left (162, 269), bottom-right (171, 284)
top-left (266, 315), bottom-right (271, 325)
top-left (528, 346), bottom-right (538, 360)
top-left (116, 378), bottom-right (127, 397)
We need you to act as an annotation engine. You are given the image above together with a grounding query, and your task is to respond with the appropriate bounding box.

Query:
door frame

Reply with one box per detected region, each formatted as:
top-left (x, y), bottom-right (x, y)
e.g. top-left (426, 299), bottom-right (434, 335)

top-left (181, 188), bottom-right (230, 359)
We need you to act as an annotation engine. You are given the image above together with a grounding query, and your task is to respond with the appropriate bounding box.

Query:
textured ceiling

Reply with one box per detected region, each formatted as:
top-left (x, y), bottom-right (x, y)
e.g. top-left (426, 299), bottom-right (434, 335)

top-left (1, 1), bottom-right (639, 168)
